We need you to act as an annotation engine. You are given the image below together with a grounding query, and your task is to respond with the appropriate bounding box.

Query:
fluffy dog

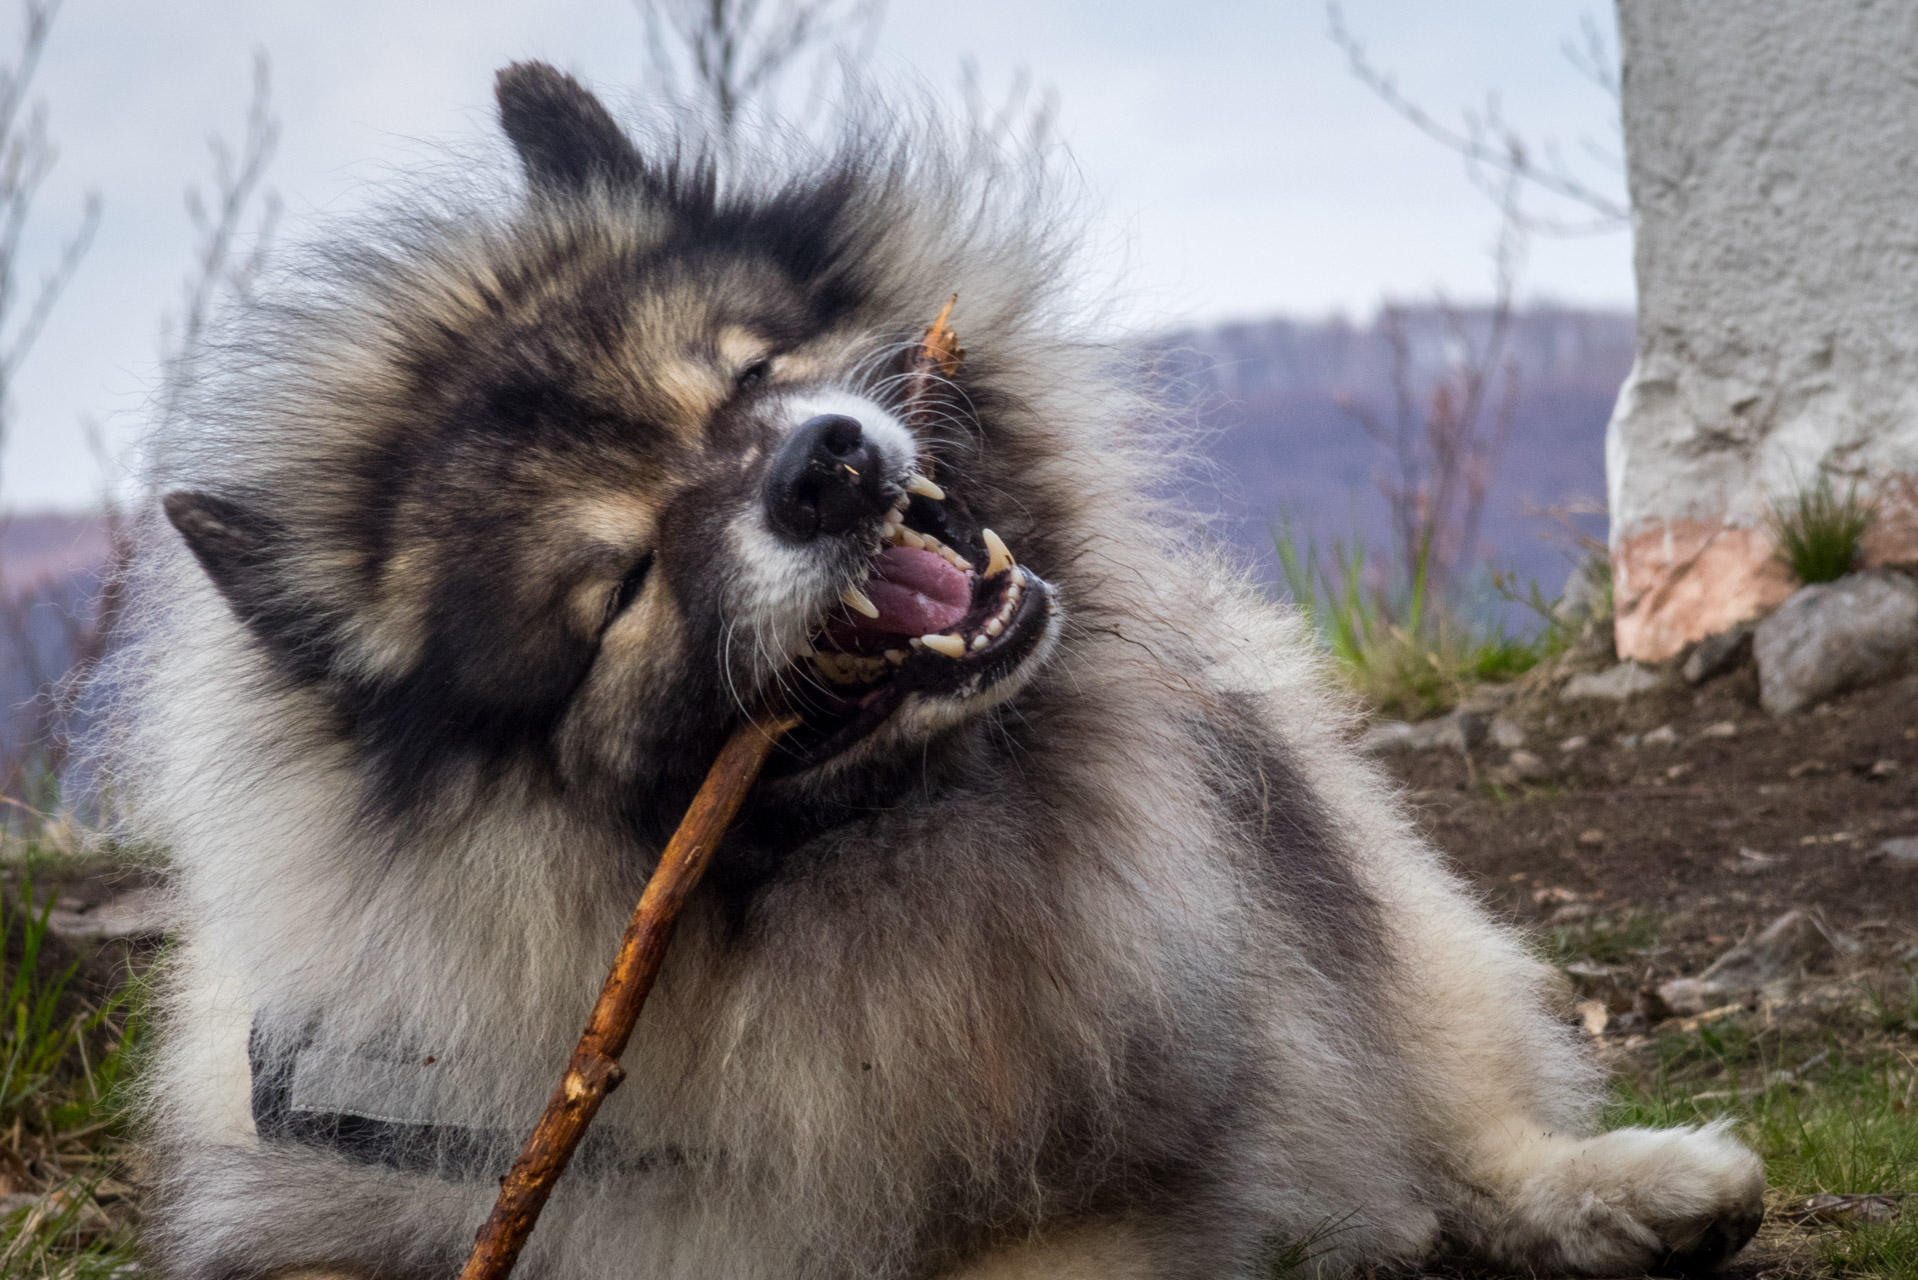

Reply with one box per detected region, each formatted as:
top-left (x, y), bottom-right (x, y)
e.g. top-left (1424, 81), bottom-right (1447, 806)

top-left (104, 63), bottom-right (1764, 1279)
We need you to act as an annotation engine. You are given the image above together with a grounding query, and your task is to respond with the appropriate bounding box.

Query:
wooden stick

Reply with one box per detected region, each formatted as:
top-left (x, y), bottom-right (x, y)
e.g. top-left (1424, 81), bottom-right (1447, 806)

top-left (458, 708), bottom-right (800, 1280)
top-left (902, 296), bottom-right (964, 478)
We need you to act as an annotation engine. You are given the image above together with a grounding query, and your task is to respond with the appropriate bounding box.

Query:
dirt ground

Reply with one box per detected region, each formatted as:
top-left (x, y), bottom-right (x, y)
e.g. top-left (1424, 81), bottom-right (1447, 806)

top-left (1383, 664), bottom-right (1918, 995)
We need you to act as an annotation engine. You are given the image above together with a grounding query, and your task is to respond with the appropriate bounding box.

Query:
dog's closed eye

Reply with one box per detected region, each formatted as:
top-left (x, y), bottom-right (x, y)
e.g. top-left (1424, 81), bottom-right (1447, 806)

top-left (605, 554), bottom-right (655, 627)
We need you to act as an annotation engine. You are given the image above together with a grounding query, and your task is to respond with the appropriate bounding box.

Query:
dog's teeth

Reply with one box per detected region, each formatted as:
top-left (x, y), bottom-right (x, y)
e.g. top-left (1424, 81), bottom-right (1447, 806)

top-left (985, 618), bottom-right (1004, 637)
top-left (971, 634), bottom-right (988, 651)
top-left (842, 586), bottom-right (880, 618)
top-left (884, 649), bottom-right (907, 665)
top-left (898, 528), bottom-right (927, 550)
top-left (905, 473), bottom-right (945, 501)
top-left (920, 633), bottom-right (966, 659)
top-left (982, 528), bottom-right (1014, 577)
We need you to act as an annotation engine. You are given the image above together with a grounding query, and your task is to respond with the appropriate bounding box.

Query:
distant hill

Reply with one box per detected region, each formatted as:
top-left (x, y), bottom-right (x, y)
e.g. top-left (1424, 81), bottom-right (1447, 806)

top-left (1151, 303), bottom-right (1635, 601)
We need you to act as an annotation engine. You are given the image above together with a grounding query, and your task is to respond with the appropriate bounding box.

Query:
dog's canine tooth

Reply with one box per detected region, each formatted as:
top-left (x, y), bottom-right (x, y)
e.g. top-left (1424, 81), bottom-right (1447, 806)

top-left (919, 633), bottom-right (966, 658)
top-left (982, 528), bottom-right (1014, 577)
top-left (842, 586), bottom-right (880, 618)
top-left (905, 473), bottom-right (945, 500)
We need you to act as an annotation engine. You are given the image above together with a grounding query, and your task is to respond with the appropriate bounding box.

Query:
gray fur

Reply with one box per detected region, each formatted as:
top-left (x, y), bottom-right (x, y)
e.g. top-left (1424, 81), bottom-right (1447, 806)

top-left (98, 65), bottom-right (1762, 1280)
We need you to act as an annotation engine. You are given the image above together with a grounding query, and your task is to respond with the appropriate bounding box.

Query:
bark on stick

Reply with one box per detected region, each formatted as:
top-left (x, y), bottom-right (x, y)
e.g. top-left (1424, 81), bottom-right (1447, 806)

top-left (458, 708), bottom-right (798, 1280)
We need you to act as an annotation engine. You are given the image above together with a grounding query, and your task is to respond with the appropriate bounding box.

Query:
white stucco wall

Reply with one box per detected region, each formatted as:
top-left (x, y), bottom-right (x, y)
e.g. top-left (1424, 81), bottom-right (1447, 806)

top-left (1608, 0), bottom-right (1918, 660)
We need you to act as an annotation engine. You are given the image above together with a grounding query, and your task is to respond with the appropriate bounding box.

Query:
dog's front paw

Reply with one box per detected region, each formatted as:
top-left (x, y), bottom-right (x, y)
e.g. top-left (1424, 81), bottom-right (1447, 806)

top-left (1505, 1121), bottom-right (1765, 1275)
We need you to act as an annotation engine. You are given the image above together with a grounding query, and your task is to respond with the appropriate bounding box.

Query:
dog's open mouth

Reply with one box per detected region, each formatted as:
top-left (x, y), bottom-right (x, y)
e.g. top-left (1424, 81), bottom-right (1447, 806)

top-left (775, 480), bottom-right (1058, 770)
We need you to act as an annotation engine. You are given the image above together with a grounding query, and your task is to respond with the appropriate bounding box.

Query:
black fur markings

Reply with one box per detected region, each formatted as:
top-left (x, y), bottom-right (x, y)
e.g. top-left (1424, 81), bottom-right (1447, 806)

top-left (1195, 693), bottom-right (1390, 980)
top-left (164, 490), bottom-right (340, 685)
top-left (497, 62), bottom-right (646, 194)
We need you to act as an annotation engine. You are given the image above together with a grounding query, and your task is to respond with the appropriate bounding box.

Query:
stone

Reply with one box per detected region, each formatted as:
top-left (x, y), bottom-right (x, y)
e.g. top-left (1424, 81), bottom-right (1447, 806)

top-left (1754, 570), bottom-right (1918, 714)
top-left (1359, 710), bottom-right (1484, 754)
top-left (1682, 623), bottom-right (1756, 685)
top-left (1655, 910), bottom-right (1833, 1015)
top-left (1698, 720), bottom-right (1739, 738)
top-left (1555, 559), bottom-right (1610, 629)
top-left (1557, 735), bottom-right (1589, 753)
top-left (1642, 724), bottom-right (1679, 747)
top-left (1358, 721), bottom-right (1416, 754)
top-left (1489, 717), bottom-right (1526, 750)
top-left (1421, 710), bottom-right (1486, 753)
top-left (1507, 750), bottom-right (1553, 780)
top-left (1560, 661), bottom-right (1667, 703)
top-left (1871, 836), bottom-right (1918, 864)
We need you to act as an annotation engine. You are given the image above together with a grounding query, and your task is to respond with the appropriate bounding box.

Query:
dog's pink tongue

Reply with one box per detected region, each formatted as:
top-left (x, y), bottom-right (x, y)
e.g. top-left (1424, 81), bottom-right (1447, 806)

top-left (857, 546), bottom-right (971, 635)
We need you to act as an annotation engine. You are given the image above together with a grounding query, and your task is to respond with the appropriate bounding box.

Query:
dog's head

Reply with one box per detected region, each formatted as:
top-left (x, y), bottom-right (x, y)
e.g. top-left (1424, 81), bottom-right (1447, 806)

top-left (161, 63), bottom-right (1064, 822)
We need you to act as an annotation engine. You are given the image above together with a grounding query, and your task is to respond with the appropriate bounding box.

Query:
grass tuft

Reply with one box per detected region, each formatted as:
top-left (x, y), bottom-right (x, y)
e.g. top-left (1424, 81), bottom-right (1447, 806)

top-left (1539, 912), bottom-right (1660, 967)
top-left (1274, 521), bottom-right (1567, 721)
top-left (1767, 475), bottom-right (1877, 585)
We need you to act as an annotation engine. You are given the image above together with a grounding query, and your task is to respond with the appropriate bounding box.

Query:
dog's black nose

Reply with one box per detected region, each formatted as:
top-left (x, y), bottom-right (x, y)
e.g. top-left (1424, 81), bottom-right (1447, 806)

top-left (765, 414), bottom-right (890, 541)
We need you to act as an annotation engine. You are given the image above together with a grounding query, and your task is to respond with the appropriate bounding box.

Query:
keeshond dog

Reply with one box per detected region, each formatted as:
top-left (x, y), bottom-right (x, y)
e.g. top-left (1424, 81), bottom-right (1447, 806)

top-left (104, 63), bottom-right (1764, 1280)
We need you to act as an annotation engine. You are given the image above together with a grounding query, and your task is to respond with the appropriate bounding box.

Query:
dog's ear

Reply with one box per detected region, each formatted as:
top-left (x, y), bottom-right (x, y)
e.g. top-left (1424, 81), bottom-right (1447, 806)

top-left (496, 61), bottom-right (644, 195)
top-left (164, 490), bottom-right (284, 621)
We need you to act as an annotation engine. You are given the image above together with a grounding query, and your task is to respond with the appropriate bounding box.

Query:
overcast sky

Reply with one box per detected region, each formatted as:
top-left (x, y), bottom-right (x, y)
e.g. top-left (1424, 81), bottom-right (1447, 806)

top-left (2, 0), bottom-right (1633, 510)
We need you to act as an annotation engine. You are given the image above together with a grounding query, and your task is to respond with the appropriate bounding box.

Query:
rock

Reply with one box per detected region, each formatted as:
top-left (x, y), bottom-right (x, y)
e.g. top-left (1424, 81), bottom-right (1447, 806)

top-left (1615, 732), bottom-right (1640, 750)
top-left (1557, 734), bottom-right (1589, 753)
top-left (1507, 750), bottom-right (1553, 780)
top-left (1360, 710), bottom-right (1485, 754)
top-left (1561, 661), bottom-right (1667, 702)
top-left (46, 887), bottom-right (167, 942)
top-left (1359, 720), bottom-right (1416, 753)
top-left (1642, 724), bottom-right (1679, 747)
top-left (1556, 558), bottom-right (1609, 628)
top-left (1698, 720), bottom-right (1738, 739)
top-left (1430, 710), bottom-right (1486, 752)
top-left (1682, 621), bottom-right (1755, 685)
top-left (1655, 909), bottom-right (1833, 1015)
top-left (1870, 836), bottom-right (1918, 864)
top-left (1754, 570), bottom-right (1918, 715)
top-left (1489, 717), bottom-right (1526, 750)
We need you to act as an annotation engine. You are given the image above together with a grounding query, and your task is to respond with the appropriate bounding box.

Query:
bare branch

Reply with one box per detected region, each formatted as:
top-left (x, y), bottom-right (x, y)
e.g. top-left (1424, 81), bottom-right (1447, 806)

top-left (0, 0), bottom-right (97, 491)
top-left (1335, 168), bottom-right (1527, 598)
top-left (1326, 0), bottom-right (1628, 236)
top-left (635, 0), bottom-right (885, 141)
top-left (158, 51), bottom-right (280, 429)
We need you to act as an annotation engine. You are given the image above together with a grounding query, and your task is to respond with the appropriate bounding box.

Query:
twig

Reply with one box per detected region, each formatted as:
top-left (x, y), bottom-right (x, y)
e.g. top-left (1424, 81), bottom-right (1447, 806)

top-left (458, 707), bottom-right (799, 1280)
